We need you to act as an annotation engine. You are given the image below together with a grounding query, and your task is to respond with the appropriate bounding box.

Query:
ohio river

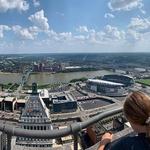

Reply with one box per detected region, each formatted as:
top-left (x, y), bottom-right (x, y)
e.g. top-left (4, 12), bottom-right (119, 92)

top-left (0, 70), bottom-right (112, 85)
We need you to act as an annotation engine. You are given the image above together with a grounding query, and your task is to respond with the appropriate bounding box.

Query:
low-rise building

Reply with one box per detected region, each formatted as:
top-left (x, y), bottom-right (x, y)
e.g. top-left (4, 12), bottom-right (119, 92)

top-left (0, 98), bottom-right (4, 110)
top-left (52, 93), bottom-right (77, 113)
top-left (40, 89), bottom-right (51, 109)
top-left (87, 114), bottom-right (124, 144)
top-left (15, 99), bottom-right (26, 111)
top-left (4, 97), bottom-right (16, 112)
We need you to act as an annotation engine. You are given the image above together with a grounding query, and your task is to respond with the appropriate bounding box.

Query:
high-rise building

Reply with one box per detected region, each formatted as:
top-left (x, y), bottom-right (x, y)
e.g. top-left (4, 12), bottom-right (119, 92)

top-left (16, 83), bottom-right (53, 147)
top-left (33, 62), bottom-right (39, 72)
top-left (39, 63), bottom-right (44, 72)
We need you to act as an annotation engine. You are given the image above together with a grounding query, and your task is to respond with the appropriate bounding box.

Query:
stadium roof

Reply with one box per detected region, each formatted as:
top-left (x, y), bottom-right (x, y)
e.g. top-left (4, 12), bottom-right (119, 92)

top-left (65, 66), bottom-right (81, 69)
top-left (104, 74), bottom-right (133, 79)
top-left (88, 79), bottom-right (124, 86)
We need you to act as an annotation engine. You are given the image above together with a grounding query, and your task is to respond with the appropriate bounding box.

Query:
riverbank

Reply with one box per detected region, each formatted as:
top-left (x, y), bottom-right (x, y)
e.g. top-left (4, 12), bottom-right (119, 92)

top-left (136, 79), bottom-right (150, 86)
top-left (27, 70), bottom-right (112, 85)
top-left (0, 70), bottom-right (112, 85)
top-left (0, 71), bottom-right (20, 75)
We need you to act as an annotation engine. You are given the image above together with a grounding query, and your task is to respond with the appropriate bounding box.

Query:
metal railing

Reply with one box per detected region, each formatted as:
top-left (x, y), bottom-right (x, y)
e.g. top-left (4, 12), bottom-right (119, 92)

top-left (0, 106), bottom-right (123, 150)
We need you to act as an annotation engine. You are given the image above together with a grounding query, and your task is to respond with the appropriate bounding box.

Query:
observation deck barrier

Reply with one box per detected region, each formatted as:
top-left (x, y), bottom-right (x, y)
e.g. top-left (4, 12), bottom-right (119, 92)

top-left (0, 107), bottom-right (123, 150)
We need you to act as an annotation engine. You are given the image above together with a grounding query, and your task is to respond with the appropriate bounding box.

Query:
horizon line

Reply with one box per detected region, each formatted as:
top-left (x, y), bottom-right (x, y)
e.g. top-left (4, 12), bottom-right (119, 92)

top-left (1, 51), bottom-right (150, 55)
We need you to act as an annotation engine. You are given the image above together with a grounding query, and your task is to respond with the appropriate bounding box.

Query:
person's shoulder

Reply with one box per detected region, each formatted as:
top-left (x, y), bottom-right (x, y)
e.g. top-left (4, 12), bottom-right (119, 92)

top-left (104, 136), bottom-right (125, 150)
top-left (105, 135), bottom-right (150, 150)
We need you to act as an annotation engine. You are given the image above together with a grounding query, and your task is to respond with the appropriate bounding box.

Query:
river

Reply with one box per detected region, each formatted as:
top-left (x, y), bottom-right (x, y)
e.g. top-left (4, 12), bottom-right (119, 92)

top-left (0, 70), bottom-right (112, 85)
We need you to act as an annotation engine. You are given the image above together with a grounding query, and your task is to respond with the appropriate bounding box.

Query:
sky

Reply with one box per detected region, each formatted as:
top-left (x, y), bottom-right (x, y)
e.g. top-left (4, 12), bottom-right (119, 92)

top-left (0, 0), bottom-right (150, 54)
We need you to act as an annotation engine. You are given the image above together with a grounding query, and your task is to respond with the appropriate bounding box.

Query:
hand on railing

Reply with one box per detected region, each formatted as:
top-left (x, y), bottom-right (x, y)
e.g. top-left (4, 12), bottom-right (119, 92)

top-left (97, 132), bottom-right (113, 150)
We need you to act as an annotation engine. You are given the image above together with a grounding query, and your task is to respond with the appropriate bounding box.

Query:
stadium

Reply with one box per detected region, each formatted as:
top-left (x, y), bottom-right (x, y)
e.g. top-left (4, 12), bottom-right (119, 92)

top-left (86, 79), bottom-right (127, 97)
top-left (102, 74), bottom-right (135, 87)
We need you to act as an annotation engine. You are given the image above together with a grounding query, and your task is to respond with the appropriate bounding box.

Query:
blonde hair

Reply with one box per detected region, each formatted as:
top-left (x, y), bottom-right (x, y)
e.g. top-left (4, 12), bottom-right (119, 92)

top-left (124, 91), bottom-right (150, 136)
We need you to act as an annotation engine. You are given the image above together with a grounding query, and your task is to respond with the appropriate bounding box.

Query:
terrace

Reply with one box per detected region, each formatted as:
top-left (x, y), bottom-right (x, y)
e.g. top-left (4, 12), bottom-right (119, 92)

top-left (0, 106), bottom-right (134, 150)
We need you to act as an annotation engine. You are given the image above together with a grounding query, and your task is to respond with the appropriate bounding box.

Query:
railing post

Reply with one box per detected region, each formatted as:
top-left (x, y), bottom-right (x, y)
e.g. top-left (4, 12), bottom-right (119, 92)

top-left (7, 134), bottom-right (12, 150)
top-left (73, 133), bottom-right (78, 150)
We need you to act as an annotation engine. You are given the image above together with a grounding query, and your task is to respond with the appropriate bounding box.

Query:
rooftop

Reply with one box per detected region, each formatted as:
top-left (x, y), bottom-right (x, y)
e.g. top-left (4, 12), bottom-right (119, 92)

top-left (65, 66), bottom-right (81, 69)
top-left (40, 89), bottom-right (49, 99)
top-left (4, 97), bottom-right (15, 102)
top-left (87, 79), bottom-right (124, 86)
top-left (103, 74), bottom-right (134, 79)
top-left (0, 97), bottom-right (4, 102)
top-left (52, 93), bottom-right (76, 104)
top-left (16, 99), bottom-right (26, 103)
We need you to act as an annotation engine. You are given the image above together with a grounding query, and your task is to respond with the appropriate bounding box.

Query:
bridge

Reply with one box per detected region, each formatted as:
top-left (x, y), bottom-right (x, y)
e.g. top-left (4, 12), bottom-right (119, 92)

top-left (15, 66), bottom-right (32, 98)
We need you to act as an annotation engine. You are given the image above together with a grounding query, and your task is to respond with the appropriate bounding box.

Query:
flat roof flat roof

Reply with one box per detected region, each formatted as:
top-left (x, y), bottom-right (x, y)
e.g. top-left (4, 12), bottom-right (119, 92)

top-left (16, 99), bottom-right (26, 103)
top-left (0, 98), bottom-right (4, 102)
top-left (40, 89), bottom-right (49, 98)
top-left (58, 126), bottom-right (67, 129)
top-left (4, 97), bottom-right (15, 102)
top-left (53, 93), bottom-right (76, 104)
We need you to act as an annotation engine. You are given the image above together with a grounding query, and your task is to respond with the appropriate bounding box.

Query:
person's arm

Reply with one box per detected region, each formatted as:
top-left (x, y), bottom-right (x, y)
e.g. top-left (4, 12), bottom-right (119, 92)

top-left (98, 133), bottom-right (113, 150)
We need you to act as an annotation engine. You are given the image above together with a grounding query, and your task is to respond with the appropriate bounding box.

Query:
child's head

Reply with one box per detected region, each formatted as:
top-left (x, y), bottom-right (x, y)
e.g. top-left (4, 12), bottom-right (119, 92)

top-left (124, 91), bottom-right (150, 135)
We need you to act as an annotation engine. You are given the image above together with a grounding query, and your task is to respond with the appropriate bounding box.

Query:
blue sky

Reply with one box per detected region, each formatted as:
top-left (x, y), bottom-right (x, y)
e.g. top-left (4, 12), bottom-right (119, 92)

top-left (0, 0), bottom-right (150, 53)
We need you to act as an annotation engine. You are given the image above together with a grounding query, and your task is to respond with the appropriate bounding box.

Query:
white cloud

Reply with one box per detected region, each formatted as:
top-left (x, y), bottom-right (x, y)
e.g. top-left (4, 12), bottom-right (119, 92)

top-left (59, 32), bottom-right (72, 41)
top-left (47, 30), bottom-right (73, 42)
top-left (2, 22), bottom-right (150, 53)
top-left (128, 17), bottom-right (150, 32)
top-left (49, 25), bottom-right (126, 44)
top-left (126, 17), bottom-right (150, 42)
top-left (28, 10), bottom-right (49, 31)
top-left (126, 29), bottom-right (142, 41)
top-left (10, 10), bottom-right (51, 40)
top-left (33, 0), bottom-right (40, 7)
top-left (103, 25), bottom-right (126, 40)
top-left (108, 0), bottom-right (143, 11)
top-left (47, 30), bottom-right (57, 39)
top-left (74, 35), bottom-right (86, 41)
top-left (12, 25), bottom-right (39, 40)
top-left (0, 25), bottom-right (11, 38)
top-left (104, 13), bottom-right (115, 19)
top-left (76, 26), bottom-right (89, 33)
top-left (0, 0), bottom-right (29, 12)
top-left (76, 25), bottom-right (125, 43)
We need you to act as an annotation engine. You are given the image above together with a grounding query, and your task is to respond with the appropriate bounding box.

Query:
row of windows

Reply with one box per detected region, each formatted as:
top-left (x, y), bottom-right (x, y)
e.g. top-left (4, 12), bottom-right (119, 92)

top-left (23, 125), bottom-right (50, 130)
top-left (25, 112), bottom-right (43, 116)
top-left (18, 143), bottom-right (51, 147)
top-left (21, 118), bottom-right (47, 123)
top-left (18, 137), bottom-right (50, 141)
